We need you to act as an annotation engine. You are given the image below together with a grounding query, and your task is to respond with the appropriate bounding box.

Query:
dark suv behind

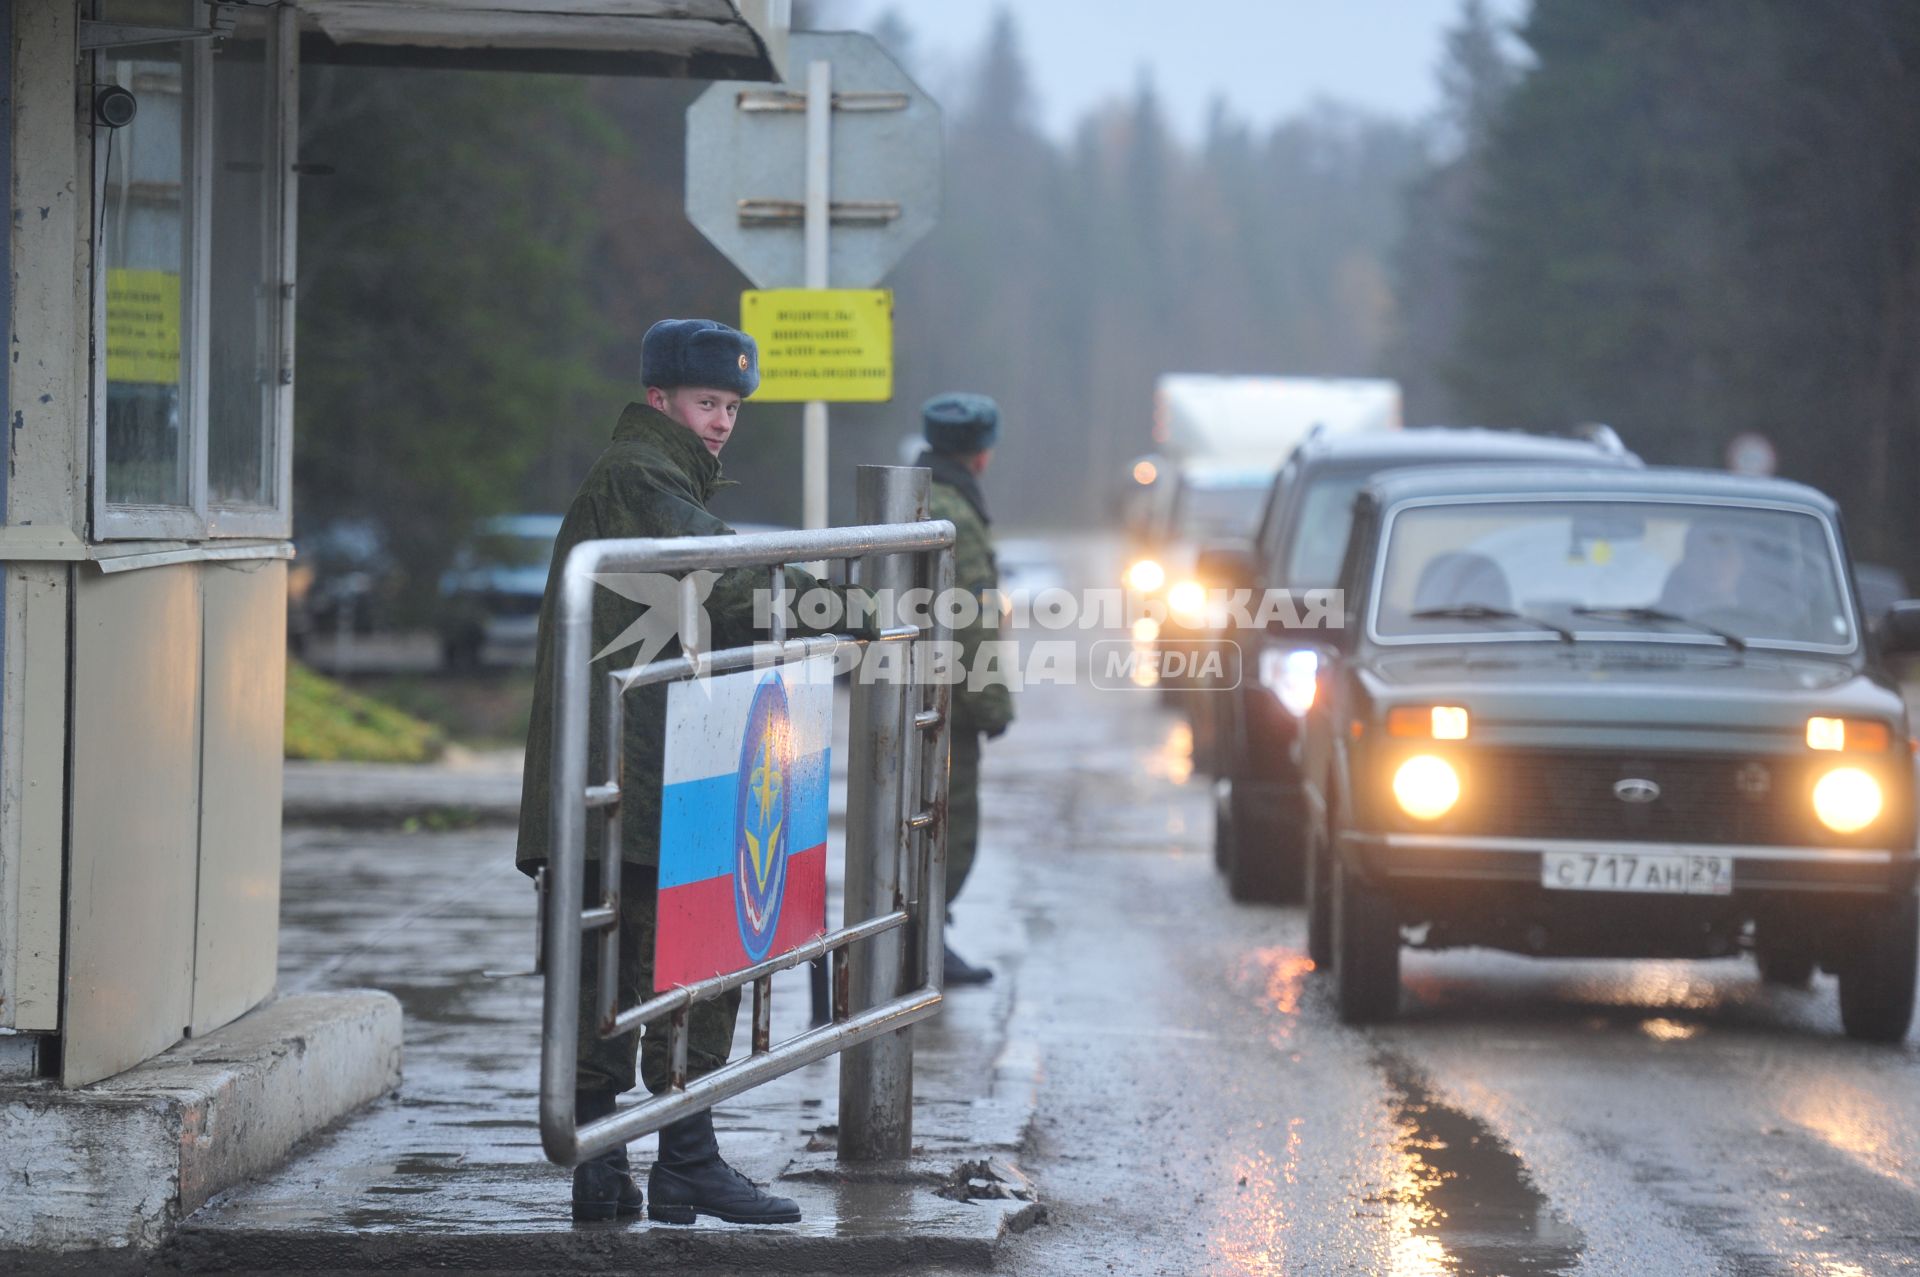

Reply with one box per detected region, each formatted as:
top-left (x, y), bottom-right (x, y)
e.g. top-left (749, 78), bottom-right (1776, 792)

top-left (1207, 427), bottom-right (1640, 903)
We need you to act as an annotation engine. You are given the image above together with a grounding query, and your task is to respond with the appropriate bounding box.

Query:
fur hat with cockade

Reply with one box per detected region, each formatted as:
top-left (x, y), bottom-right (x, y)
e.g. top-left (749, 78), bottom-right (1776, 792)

top-left (642, 319), bottom-right (759, 397)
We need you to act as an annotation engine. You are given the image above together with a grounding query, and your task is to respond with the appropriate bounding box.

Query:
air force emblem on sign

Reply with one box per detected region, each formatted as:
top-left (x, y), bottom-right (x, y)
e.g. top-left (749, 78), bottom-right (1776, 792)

top-left (656, 659), bottom-right (829, 990)
top-left (734, 674), bottom-right (792, 961)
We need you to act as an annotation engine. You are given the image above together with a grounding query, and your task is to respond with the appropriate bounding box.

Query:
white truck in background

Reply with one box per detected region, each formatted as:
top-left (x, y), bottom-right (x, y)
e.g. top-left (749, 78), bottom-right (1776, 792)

top-left (1124, 375), bottom-right (1402, 592)
top-left (1120, 374), bottom-right (1401, 699)
top-left (1152, 374), bottom-right (1402, 468)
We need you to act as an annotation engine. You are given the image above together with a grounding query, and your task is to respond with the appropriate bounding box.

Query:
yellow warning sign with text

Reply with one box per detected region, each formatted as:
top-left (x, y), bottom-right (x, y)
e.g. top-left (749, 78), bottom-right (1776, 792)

top-left (106, 269), bottom-right (182, 385)
top-left (741, 289), bottom-right (893, 403)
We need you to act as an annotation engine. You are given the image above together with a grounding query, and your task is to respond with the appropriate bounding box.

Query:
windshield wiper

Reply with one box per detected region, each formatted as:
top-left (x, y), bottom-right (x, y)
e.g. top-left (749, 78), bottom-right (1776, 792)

top-left (1410, 604), bottom-right (1576, 643)
top-left (1570, 605), bottom-right (1747, 652)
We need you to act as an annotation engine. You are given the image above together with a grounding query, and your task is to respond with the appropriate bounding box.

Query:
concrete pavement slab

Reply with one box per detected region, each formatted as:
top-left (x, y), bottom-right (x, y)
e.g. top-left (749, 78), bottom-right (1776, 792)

top-left (169, 808), bottom-right (1037, 1272)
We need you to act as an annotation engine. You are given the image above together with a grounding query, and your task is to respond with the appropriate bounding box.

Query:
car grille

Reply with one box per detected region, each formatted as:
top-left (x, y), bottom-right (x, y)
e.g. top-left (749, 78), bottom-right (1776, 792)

top-left (1453, 749), bottom-right (1825, 847)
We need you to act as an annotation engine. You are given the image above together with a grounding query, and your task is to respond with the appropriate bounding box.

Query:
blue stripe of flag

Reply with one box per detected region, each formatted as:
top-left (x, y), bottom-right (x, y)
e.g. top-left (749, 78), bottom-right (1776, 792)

top-left (656, 748), bottom-right (830, 889)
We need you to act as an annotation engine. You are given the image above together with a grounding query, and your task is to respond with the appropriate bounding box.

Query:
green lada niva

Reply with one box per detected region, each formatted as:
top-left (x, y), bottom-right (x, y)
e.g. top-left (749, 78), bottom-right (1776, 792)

top-left (1301, 466), bottom-right (1920, 1041)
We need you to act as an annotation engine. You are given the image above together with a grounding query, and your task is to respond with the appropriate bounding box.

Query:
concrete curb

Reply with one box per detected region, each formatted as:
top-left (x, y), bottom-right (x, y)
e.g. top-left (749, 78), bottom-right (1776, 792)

top-left (281, 798), bottom-right (522, 829)
top-left (281, 762), bottom-right (523, 828)
top-left (159, 1223), bottom-right (1004, 1274)
top-left (0, 992), bottom-right (401, 1258)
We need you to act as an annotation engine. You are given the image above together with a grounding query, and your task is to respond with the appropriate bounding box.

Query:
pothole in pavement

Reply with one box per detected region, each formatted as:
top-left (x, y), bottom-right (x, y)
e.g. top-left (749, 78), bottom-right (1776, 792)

top-left (1370, 1055), bottom-right (1585, 1276)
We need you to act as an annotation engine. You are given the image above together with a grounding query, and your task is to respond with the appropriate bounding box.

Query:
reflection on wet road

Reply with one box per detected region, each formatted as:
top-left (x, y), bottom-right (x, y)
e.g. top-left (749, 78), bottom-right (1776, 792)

top-left (1373, 1058), bottom-right (1582, 1276)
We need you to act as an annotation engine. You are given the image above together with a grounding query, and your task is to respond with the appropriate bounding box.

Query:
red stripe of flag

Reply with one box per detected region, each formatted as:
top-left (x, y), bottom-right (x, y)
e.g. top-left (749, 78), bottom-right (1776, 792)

top-left (653, 843), bottom-right (827, 990)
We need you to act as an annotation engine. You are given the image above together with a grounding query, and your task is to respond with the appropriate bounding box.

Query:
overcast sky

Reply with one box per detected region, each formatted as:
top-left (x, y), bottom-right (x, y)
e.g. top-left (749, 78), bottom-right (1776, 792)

top-left (830, 1), bottom-right (1532, 140)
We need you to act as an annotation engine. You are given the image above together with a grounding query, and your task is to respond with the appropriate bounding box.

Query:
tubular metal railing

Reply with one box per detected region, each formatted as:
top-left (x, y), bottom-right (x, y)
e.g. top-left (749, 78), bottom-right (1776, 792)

top-left (539, 469), bottom-right (954, 1167)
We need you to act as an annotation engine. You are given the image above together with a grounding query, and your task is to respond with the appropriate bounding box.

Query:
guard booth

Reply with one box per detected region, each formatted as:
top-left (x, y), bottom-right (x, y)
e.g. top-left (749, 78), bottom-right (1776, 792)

top-left (0, 0), bottom-right (787, 1250)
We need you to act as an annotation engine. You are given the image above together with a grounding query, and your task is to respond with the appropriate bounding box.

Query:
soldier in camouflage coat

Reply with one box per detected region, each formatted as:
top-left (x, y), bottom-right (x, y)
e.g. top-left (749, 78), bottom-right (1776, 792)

top-left (915, 394), bottom-right (1015, 986)
top-left (519, 319), bottom-right (825, 1227)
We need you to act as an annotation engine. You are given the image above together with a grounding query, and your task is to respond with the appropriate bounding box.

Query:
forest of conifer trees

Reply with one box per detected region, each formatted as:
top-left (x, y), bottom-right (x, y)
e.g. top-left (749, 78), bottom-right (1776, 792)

top-left (294, 1), bottom-right (1920, 605)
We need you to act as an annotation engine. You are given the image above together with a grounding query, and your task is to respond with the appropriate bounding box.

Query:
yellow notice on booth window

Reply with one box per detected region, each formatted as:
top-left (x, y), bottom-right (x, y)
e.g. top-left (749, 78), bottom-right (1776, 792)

top-left (740, 289), bottom-right (893, 403)
top-left (106, 269), bottom-right (182, 385)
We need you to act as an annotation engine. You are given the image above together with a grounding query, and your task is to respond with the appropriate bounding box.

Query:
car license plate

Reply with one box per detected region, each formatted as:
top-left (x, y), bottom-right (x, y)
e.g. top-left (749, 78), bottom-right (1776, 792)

top-left (1540, 850), bottom-right (1733, 896)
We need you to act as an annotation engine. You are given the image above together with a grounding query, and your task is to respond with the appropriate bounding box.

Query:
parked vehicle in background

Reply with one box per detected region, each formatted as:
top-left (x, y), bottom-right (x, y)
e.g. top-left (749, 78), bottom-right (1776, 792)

top-left (1202, 427), bottom-right (1640, 903)
top-left (437, 514), bottom-right (564, 670)
top-left (1302, 465), bottom-right (1920, 1043)
top-left (287, 518), bottom-right (405, 656)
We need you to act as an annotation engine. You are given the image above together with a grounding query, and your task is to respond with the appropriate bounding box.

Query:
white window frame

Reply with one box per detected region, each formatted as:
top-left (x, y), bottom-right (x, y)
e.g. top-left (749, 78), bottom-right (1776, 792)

top-left (204, 7), bottom-right (295, 540)
top-left (90, 5), bottom-right (294, 543)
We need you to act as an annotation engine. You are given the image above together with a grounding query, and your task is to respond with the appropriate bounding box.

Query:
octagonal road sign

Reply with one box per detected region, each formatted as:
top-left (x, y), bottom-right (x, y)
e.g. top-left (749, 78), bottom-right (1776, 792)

top-left (686, 31), bottom-right (943, 289)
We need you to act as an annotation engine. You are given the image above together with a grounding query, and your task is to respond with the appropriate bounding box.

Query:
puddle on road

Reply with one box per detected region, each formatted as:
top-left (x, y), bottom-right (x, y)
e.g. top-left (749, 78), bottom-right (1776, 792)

top-left (1374, 1059), bottom-right (1584, 1276)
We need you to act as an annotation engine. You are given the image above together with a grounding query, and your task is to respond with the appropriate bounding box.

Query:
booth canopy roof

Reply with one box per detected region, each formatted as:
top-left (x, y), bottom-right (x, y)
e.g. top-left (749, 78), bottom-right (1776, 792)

top-left (298, 0), bottom-right (788, 79)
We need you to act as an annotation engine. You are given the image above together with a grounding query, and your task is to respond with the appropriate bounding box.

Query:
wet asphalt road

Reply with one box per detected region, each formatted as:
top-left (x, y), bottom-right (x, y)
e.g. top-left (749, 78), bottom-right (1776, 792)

top-left (970, 673), bottom-right (1920, 1276)
top-left (250, 537), bottom-right (1920, 1275)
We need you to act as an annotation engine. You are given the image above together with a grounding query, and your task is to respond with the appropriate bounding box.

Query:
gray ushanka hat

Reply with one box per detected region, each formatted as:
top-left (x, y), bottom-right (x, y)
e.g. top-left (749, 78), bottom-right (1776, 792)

top-left (921, 392), bottom-right (1001, 453)
top-left (642, 318), bottom-right (760, 396)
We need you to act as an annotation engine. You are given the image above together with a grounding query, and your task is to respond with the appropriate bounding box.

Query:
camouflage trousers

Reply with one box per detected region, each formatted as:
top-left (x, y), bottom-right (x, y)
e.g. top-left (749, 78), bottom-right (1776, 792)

top-left (576, 866), bottom-right (741, 1097)
top-left (945, 729), bottom-right (982, 908)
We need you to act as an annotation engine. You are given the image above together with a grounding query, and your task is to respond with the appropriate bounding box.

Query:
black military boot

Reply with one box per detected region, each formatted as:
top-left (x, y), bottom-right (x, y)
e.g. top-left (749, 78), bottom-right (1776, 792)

top-left (571, 1089), bottom-right (644, 1222)
top-left (648, 1110), bottom-right (802, 1225)
top-left (944, 942), bottom-right (994, 986)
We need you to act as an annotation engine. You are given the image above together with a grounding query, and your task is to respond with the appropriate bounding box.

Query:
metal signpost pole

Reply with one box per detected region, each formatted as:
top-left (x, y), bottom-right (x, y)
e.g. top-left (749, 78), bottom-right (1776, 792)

top-left (681, 28), bottom-right (946, 1161)
top-left (802, 59), bottom-right (831, 530)
top-left (839, 464), bottom-right (927, 1159)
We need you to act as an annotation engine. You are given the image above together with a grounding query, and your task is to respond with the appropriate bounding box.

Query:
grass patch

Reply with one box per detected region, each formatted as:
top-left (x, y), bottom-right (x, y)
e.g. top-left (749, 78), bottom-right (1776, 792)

top-left (346, 671), bottom-right (536, 750)
top-left (286, 661), bottom-right (447, 763)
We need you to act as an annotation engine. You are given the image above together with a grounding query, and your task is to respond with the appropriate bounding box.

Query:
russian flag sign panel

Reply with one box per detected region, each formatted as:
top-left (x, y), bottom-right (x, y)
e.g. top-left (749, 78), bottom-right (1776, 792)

top-left (655, 657), bottom-right (833, 990)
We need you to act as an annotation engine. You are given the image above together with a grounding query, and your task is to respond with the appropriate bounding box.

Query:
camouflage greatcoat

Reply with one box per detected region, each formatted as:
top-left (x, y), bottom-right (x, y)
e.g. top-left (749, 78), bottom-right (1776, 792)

top-left (920, 450), bottom-right (1014, 907)
top-left (920, 450), bottom-right (1014, 738)
top-left (517, 403), bottom-right (825, 875)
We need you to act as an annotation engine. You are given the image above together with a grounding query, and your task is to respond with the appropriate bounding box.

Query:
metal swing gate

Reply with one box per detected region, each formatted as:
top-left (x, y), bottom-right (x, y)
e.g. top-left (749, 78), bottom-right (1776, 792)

top-left (539, 466), bottom-right (954, 1166)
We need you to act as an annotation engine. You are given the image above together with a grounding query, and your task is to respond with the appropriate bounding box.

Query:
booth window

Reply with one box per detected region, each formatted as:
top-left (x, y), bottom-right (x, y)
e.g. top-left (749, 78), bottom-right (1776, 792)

top-left (94, 1), bottom-right (291, 541)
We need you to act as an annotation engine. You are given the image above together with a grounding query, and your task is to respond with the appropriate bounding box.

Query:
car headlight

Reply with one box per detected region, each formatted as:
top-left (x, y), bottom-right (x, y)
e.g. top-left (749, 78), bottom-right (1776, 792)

top-left (1812, 766), bottom-right (1883, 833)
top-left (1166, 579), bottom-right (1207, 627)
top-left (1393, 755), bottom-right (1461, 821)
top-left (1806, 717), bottom-right (1892, 752)
top-left (1126, 558), bottom-right (1166, 593)
top-left (1259, 647), bottom-right (1319, 717)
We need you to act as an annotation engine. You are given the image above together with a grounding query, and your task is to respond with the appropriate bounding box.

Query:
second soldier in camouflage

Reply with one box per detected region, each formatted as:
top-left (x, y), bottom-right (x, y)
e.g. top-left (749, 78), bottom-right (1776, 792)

top-left (916, 393), bottom-right (1015, 986)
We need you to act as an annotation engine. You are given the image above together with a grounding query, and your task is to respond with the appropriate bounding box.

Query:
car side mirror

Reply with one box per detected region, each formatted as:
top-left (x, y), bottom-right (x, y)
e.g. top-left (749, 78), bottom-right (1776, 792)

top-left (1878, 600), bottom-right (1920, 656)
top-left (1194, 542), bottom-right (1256, 593)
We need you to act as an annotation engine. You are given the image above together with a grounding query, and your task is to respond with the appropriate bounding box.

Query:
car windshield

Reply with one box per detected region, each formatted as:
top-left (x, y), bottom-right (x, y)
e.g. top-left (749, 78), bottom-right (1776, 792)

top-left (1371, 499), bottom-right (1854, 649)
top-left (1173, 479), bottom-right (1266, 542)
top-left (1285, 469), bottom-right (1372, 588)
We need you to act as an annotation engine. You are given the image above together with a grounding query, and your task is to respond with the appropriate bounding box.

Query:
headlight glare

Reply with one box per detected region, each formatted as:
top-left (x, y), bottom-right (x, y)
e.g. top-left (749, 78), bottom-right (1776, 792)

top-left (1127, 558), bottom-right (1166, 593)
top-left (1812, 766), bottom-right (1882, 834)
top-left (1259, 647), bottom-right (1319, 717)
top-left (1167, 579), bottom-right (1207, 626)
top-left (1393, 755), bottom-right (1461, 821)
